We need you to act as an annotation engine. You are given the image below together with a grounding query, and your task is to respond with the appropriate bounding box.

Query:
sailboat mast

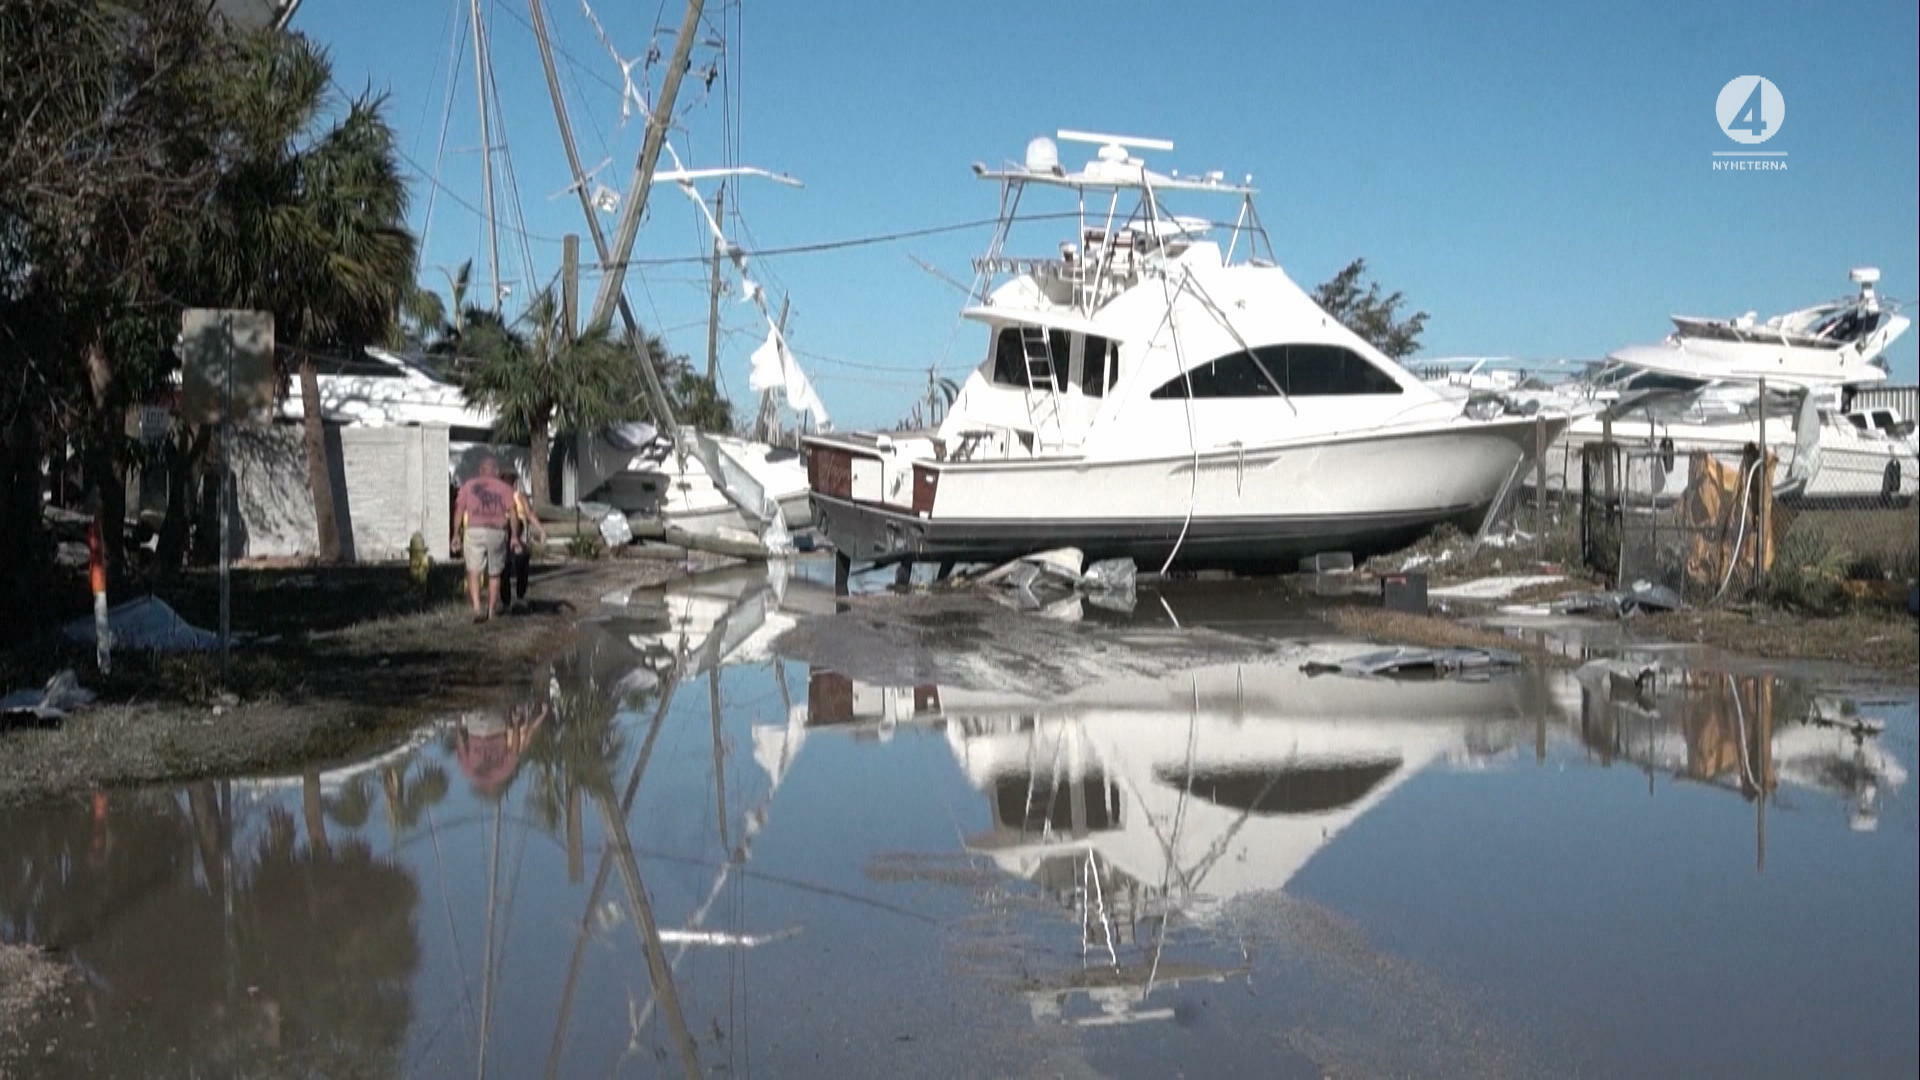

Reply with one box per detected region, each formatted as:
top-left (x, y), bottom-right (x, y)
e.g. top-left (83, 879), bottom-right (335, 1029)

top-left (469, 0), bottom-right (502, 310)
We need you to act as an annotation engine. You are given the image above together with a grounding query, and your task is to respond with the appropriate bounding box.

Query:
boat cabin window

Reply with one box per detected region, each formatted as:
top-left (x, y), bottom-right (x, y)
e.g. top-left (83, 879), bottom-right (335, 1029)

top-left (1149, 348), bottom-right (1279, 398)
top-left (1281, 343), bottom-right (1403, 395)
top-left (1812, 308), bottom-right (1883, 342)
top-left (988, 326), bottom-right (1070, 391)
top-left (1149, 344), bottom-right (1401, 399)
top-left (1620, 371), bottom-right (1705, 394)
top-left (1080, 334), bottom-right (1118, 397)
top-left (991, 326), bottom-right (1119, 394)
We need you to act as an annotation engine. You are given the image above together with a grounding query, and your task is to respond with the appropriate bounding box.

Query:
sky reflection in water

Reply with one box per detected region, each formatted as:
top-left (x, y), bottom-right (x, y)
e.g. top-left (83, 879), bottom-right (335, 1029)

top-left (3, 564), bottom-right (1914, 1078)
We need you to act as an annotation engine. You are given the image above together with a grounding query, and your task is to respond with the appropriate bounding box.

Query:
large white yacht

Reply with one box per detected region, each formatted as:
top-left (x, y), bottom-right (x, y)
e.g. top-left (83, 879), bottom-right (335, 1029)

top-left (802, 132), bottom-right (1570, 572)
top-left (1537, 271), bottom-right (1916, 504)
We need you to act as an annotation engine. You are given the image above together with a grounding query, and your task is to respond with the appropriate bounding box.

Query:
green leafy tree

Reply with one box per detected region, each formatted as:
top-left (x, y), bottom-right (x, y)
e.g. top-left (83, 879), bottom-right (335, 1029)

top-left (660, 352), bottom-right (735, 434)
top-left (460, 291), bottom-right (657, 506)
top-left (1312, 257), bottom-right (1429, 361)
top-left (187, 31), bottom-right (416, 563)
top-left (1, 0), bottom-right (246, 596)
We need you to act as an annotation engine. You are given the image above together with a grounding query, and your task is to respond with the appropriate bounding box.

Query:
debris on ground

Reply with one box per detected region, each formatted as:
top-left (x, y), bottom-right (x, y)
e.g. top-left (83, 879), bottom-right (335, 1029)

top-left (1322, 607), bottom-right (1574, 668)
top-left (59, 596), bottom-right (219, 651)
top-left (0, 669), bottom-right (95, 730)
top-left (1429, 574), bottom-right (1566, 601)
top-left (963, 549), bottom-right (1138, 615)
top-left (1300, 645), bottom-right (1524, 679)
top-left (1554, 580), bottom-right (1685, 617)
top-left (598, 509), bottom-right (635, 548)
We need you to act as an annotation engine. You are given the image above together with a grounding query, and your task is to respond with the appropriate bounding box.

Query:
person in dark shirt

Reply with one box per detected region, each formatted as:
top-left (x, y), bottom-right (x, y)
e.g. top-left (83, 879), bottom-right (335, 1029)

top-left (498, 466), bottom-right (546, 612)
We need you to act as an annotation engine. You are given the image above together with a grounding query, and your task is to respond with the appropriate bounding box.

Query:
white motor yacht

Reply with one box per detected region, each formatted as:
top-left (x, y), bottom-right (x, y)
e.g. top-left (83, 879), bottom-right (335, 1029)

top-left (1540, 270), bottom-right (1916, 504)
top-left (803, 132), bottom-right (1569, 572)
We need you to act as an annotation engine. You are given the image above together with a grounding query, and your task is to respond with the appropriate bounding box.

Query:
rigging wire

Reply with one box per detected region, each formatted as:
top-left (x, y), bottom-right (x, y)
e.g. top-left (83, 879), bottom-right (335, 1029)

top-left (408, 0), bottom-right (462, 158)
top-left (479, 0), bottom-right (543, 306)
top-left (416, 0), bottom-right (473, 260)
top-left (572, 210), bottom-right (1090, 272)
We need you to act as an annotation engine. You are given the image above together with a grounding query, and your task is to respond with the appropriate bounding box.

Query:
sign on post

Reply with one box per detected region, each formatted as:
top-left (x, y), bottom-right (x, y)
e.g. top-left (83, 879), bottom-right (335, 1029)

top-left (180, 309), bottom-right (274, 683)
top-left (180, 309), bottom-right (276, 427)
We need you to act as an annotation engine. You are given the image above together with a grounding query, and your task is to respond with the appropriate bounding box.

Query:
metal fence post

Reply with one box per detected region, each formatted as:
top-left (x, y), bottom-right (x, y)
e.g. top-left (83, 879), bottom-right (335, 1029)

top-left (1534, 414), bottom-right (1548, 561)
top-left (1754, 378), bottom-right (1767, 600)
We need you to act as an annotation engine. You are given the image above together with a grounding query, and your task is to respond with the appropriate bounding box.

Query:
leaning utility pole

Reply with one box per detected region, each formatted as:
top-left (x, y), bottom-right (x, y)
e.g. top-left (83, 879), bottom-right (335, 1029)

top-left (583, 0), bottom-right (708, 336)
top-left (560, 233), bottom-right (579, 336)
top-left (524, 0), bottom-right (683, 440)
top-left (704, 183), bottom-right (725, 381)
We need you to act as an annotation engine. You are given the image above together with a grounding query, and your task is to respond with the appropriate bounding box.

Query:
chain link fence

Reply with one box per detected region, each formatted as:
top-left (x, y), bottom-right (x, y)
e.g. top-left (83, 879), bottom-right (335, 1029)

top-left (1579, 441), bottom-right (1919, 611)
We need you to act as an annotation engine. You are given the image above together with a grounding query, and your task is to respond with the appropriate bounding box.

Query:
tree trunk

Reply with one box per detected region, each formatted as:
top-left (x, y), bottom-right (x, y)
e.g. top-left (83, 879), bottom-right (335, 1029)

top-left (83, 336), bottom-right (128, 587)
top-left (156, 425), bottom-right (211, 576)
top-left (530, 411), bottom-right (552, 508)
top-left (297, 355), bottom-right (343, 562)
top-left (0, 411), bottom-right (47, 640)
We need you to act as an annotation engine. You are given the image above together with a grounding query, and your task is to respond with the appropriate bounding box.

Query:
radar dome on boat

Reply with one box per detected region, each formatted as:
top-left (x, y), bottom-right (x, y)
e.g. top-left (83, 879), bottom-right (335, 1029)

top-left (1850, 267), bottom-right (1881, 285)
top-left (1024, 137), bottom-right (1060, 174)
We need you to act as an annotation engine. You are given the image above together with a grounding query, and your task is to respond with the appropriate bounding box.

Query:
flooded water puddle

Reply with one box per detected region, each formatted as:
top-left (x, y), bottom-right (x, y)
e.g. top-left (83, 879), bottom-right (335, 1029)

top-left (4, 565), bottom-right (1914, 1077)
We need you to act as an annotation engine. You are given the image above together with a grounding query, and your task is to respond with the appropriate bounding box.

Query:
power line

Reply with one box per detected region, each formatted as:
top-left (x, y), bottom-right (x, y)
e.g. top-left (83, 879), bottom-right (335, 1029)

top-left (575, 210), bottom-right (1089, 272)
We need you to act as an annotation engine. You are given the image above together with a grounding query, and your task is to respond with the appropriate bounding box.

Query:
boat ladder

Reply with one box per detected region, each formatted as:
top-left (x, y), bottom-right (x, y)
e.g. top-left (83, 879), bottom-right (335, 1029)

top-left (1019, 326), bottom-right (1062, 437)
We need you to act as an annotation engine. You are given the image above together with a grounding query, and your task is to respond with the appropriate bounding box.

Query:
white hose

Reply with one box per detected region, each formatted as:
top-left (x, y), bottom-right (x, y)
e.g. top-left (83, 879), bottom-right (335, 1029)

top-left (1711, 454), bottom-right (1767, 603)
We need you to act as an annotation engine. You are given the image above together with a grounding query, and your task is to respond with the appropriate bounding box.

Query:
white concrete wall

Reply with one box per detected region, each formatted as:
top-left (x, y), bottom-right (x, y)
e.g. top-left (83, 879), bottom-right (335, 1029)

top-left (230, 423), bottom-right (453, 561)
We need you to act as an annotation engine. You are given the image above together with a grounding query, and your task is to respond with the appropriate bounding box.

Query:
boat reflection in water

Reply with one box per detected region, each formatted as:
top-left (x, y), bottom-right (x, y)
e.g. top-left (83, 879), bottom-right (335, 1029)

top-left (807, 654), bottom-right (1556, 1027)
top-left (1574, 660), bottom-right (1909, 841)
top-left (0, 565), bottom-right (1911, 1074)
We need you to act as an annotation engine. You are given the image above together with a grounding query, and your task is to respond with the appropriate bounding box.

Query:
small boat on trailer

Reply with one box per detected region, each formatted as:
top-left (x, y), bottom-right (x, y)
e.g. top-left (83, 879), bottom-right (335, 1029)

top-left (803, 131), bottom-right (1571, 578)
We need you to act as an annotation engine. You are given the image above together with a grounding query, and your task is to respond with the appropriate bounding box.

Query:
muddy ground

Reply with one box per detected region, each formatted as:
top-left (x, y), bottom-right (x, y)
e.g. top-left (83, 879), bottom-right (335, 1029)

top-left (772, 591), bottom-right (1270, 695)
top-left (0, 554), bottom-right (709, 808)
top-left (1632, 608), bottom-right (1918, 674)
top-left (0, 943), bottom-right (72, 1074)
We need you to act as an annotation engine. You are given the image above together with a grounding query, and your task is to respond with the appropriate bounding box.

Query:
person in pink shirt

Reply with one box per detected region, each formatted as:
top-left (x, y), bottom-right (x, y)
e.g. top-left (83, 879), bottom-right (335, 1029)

top-left (451, 456), bottom-right (520, 621)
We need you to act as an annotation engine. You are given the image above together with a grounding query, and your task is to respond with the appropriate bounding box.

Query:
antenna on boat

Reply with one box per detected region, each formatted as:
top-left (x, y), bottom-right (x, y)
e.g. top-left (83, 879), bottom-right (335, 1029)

top-left (1850, 267), bottom-right (1881, 312)
top-left (1056, 129), bottom-right (1175, 154)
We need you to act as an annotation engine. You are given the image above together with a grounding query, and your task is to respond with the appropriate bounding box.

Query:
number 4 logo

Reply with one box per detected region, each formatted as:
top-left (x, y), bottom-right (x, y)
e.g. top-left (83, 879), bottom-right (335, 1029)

top-left (1717, 76), bottom-right (1785, 145)
top-left (1729, 81), bottom-right (1768, 137)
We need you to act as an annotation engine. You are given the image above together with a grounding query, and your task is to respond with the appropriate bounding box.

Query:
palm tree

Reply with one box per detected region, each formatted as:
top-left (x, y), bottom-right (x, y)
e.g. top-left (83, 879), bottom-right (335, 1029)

top-left (461, 289), bottom-right (646, 507)
top-left (191, 31), bottom-right (417, 562)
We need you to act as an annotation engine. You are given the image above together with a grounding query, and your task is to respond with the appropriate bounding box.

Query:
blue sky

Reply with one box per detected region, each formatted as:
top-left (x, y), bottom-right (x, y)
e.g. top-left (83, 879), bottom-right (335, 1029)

top-left (300, 0), bottom-right (1920, 429)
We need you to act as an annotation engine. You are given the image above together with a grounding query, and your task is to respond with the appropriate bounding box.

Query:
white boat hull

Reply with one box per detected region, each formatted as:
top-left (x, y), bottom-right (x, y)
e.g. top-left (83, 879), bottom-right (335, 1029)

top-left (1541, 418), bottom-right (1917, 505)
top-left (808, 416), bottom-right (1556, 568)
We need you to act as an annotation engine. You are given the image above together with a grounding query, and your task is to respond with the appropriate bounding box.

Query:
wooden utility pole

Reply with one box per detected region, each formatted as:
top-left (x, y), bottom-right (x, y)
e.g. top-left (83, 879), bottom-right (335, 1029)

top-left (561, 233), bottom-right (580, 336)
top-left (525, 0), bottom-right (683, 441)
top-left (704, 184), bottom-right (725, 381)
top-left (584, 0), bottom-right (709, 336)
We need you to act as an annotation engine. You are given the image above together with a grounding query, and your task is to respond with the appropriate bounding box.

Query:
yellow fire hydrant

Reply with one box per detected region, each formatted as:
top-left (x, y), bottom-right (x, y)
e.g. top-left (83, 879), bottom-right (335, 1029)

top-left (407, 531), bottom-right (431, 589)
